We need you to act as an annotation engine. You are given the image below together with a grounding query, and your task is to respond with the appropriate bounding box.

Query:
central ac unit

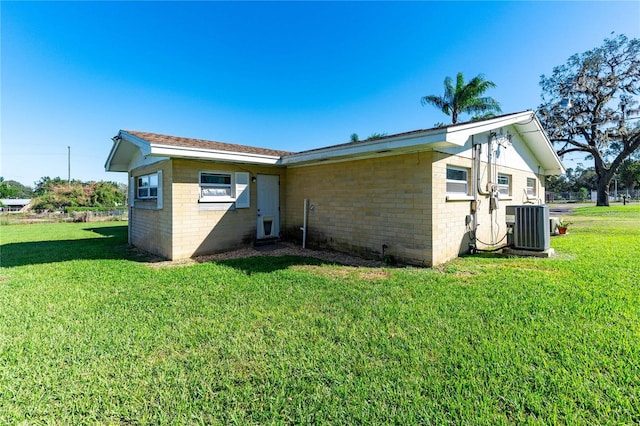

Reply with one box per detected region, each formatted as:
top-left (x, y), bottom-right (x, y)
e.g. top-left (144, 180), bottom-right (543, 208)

top-left (505, 205), bottom-right (550, 251)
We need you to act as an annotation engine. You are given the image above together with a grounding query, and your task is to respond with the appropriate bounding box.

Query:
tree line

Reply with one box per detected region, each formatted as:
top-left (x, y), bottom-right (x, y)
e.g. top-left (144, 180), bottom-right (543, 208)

top-left (546, 158), bottom-right (640, 195)
top-left (0, 176), bottom-right (126, 212)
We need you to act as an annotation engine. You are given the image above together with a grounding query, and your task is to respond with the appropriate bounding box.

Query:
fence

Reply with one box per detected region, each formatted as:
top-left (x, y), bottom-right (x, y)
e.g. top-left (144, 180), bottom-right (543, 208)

top-left (546, 190), bottom-right (640, 203)
top-left (2, 209), bottom-right (128, 224)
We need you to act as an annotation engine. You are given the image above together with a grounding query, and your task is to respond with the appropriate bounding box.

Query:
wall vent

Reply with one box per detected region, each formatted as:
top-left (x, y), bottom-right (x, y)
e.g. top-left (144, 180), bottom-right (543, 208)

top-left (505, 205), bottom-right (550, 251)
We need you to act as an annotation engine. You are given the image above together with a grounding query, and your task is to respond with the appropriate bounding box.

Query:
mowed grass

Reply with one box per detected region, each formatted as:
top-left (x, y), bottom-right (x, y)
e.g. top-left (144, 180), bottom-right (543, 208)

top-left (0, 206), bottom-right (639, 424)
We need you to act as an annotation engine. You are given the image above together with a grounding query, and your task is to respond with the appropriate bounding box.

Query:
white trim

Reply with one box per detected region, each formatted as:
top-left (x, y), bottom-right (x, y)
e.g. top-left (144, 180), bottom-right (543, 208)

top-left (106, 111), bottom-right (565, 178)
top-left (281, 131), bottom-right (452, 166)
top-left (136, 173), bottom-right (159, 200)
top-left (513, 113), bottom-right (566, 175)
top-left (497, 173), bottom-right (511, 196)
top-left (129, 177), bottom-right (135, 208)
top-left (150, 145), bottom-right (282, 165)
top-left (446, 195), bottom-right (475, 201)
top-left (446, 165), bottom-right (470, 195)
top-left (526, 177), bottom-right (537, 196)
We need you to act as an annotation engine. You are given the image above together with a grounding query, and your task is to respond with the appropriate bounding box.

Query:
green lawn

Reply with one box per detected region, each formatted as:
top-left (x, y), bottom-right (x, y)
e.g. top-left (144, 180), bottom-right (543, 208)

top-left (1, 206), bottom-right (639, 424)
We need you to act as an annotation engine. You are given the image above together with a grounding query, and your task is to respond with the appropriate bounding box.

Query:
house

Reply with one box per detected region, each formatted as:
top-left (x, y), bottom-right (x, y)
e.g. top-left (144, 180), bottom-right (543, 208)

top-left (0, 199), bottom-right (31, 213)
top-left (105, 111), bottom-right (565, 266)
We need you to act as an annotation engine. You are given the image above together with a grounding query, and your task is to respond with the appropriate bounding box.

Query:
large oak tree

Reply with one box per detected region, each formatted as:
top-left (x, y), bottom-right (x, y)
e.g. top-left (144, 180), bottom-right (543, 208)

top-left (538, 34), bottom-right (640, 206)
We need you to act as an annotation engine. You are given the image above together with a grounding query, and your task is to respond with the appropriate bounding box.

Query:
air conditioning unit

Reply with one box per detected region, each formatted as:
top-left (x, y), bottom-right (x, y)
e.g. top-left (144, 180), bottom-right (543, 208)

top-left (505, 205), bottom-right (550, 251)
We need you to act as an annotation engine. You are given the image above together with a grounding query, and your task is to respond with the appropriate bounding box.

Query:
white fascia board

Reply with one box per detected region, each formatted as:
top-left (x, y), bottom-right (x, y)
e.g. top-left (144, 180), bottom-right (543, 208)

top-left (120, 131), bottom-right (153, 156)
top-left (104, 137), bottom-right (122, 171)
top-left (512, 112), bottom-right (566, 175)
top-left (281, 130), bottom-right (449, 165)
top-left (105, 131), bottom-right (153, 172)
top-left (149, 144), bottom-right (283, 165)
top-left (443, 111), bottom-right (534, 145)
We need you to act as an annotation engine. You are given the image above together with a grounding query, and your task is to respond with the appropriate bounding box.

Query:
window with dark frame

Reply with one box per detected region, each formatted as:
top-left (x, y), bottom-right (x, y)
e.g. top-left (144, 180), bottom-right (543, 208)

top-left (200, 172), bottom-right (233, 201)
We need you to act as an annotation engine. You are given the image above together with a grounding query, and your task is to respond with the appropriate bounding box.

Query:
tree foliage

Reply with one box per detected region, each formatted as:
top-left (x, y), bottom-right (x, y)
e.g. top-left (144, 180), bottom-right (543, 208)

top-left (619, 159), bottom-right (640, 189)
top-left (366, 132), bottom-right (388, 141)
top-left (3, 180), bottom-right (34, 198)
top-left (30, 178), bottom-right (126, 212)
top-left (421, 72), bottom-right (502, 124)
top-left (545, 165), bottom-right (599, 194)
top-left (538, 34), bottom-right (640, 206)
top-left (0, 177), bottom-right (19, 199)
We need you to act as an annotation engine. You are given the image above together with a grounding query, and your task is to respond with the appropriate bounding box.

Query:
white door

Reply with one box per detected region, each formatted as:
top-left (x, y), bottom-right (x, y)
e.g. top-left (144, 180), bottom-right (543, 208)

top-left (256, 174), bottom-right (280, 239)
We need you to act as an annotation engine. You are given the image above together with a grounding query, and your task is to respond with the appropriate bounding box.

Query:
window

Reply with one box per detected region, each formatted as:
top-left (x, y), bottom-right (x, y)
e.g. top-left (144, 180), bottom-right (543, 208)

top-left (498, 174), bottom-right (511, 196)
top-left (137, 173), bottom-right (158, 199)
top-left (200, 172), bottom-right (233, 201)
top-left (198, 171), bottom-right (251, 207)
top-left (446, 166), bottom-right (469, 194)
top-left (526, 177), bottom-right (536, 196)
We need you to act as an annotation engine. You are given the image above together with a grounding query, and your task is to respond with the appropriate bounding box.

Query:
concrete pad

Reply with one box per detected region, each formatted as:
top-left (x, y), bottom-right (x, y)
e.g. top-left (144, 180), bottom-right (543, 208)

top-left (502, 247), bottom-right (556, 258)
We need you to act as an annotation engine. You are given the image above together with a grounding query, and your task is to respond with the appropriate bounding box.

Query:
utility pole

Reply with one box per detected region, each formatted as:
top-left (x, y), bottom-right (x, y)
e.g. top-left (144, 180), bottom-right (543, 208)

top-left (68, 146), bottom-right (71, 186)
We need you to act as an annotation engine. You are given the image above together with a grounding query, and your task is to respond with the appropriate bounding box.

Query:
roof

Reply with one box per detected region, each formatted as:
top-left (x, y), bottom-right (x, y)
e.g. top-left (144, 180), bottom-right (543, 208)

top-left (125, 131), bottom-right (292, 158)
top-left (105, 111), bottom-right (565, 175)
top-left (293, 111), bottom-right (529, 155)
top-left (281, 111), bottom-right (565, 175)
top-left (0, 199), bottom-right (31, 206)
top-left (105, 130), bottom-right (292, 172)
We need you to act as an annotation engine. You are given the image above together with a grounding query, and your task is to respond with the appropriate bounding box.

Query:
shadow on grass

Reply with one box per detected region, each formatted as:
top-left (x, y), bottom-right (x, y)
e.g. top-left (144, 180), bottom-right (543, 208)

top-left (0, 225), bottom-right (159, 268)
top-left (214, 255), bottom-right (331, 275)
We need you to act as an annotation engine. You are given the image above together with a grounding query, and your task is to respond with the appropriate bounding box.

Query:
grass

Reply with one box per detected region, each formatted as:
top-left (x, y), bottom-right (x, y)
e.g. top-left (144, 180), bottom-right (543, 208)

top-left (1, 206), bottom-right (639, 424)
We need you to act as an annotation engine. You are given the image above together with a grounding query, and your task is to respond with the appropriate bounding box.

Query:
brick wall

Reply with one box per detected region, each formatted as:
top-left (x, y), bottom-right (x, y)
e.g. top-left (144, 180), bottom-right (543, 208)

top-left (129, 151), bottom-right (544, 265)
top-left (170, 159), bottom-right (286, 259)
top-left (431, 151), bottom-right (545, 265)
top-left (129, 160), bottom-right (173, 258)
top-left (285, 152), bottom-right (434, 266)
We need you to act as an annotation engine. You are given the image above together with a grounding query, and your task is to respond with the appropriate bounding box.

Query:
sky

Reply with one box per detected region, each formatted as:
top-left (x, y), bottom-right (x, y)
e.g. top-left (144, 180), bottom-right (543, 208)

top-left (2, 1), bottom-right (639, 187)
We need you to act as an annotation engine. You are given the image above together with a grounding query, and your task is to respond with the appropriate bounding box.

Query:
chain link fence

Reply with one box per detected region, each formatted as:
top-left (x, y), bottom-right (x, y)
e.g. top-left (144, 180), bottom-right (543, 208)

top-left (546, 190), bottom-right (640, 203)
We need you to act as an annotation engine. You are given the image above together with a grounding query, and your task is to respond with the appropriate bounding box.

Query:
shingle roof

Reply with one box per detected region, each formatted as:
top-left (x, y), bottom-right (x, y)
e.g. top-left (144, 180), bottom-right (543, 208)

top-left (124, 111), bottom-right (531, 159)
top-left (125, 130), bottom-right (293, 157)
top-left (291, 111), bottom-right (530, 155)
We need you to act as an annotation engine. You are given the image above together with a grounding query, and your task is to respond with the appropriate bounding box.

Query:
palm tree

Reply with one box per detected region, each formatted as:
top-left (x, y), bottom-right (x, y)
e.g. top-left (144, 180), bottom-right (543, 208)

top-left (421, 73), bottom-right (502, 124)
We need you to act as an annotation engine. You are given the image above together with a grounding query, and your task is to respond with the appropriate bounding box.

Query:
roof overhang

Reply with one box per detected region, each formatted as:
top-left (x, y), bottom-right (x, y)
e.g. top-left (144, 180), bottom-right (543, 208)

top-left (511, 111), bottom-right (566, 175)
top-left (105, 111), bottom-right (565, 175)
top-left (280, 129), bottom-right (454, 166)
top-left (105, 130), bottom-right (282, 172)
top-left (105, 131), bottom-right (151, 172)
top-left (148, 143), bottom-right (283, 165)
top-left (282, 111), bottom-right (566, 175)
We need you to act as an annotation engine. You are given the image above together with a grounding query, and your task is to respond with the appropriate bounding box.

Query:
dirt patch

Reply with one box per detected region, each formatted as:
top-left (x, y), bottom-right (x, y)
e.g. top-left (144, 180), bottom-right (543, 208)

top-left (146, 242), bottom-right (388, 269)
top-left (194, 242), bottom-right (386, 267)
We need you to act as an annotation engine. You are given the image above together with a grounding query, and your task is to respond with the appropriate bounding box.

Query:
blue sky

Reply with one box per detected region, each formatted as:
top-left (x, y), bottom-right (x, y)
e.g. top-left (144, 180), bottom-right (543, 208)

top-left (2, 1), bottom-right (639, 186)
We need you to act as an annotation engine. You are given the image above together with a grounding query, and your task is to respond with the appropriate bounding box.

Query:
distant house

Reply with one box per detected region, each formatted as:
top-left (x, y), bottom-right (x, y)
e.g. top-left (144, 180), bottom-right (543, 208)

top-left (0, 199), bottom-right (31, 213)
top-left (105, 111), bottom-right (564, 266)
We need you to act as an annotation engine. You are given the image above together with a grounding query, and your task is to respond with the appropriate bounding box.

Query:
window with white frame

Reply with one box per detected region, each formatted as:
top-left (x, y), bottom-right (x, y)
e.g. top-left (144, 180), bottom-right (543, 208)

top-left (446, 166), bottom-right (469, 194)
top-left (526, 177), bottom-right (536, 196)
top-left (137, 173), bottom-right (158, 199)
top-left (200, 172), bottom-right (233, 202)
top-left (497, 174), bottom-right (511, 196)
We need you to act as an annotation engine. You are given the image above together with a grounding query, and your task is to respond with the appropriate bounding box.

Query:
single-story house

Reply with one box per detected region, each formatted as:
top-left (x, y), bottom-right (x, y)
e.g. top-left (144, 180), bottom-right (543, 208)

top-left (0, 199), bottom-right (31, 213)
top-left (105, 111), bottom-right (565, 266)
